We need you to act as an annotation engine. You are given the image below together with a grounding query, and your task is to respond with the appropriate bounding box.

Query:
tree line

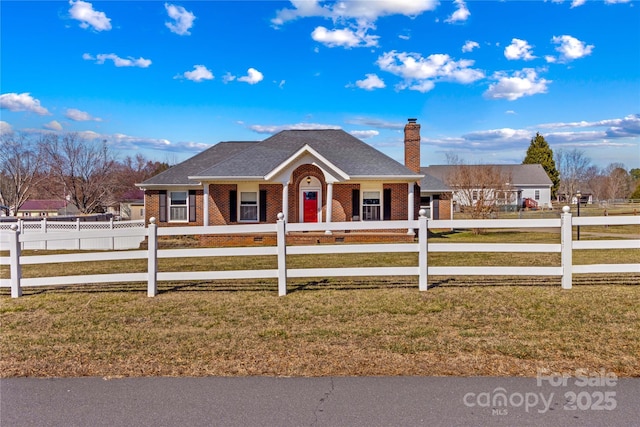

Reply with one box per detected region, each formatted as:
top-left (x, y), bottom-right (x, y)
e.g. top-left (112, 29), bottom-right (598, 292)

top-left (524, 132), bottom-right (639, 202)
top-left (0, 133), bottom-right (169, 216)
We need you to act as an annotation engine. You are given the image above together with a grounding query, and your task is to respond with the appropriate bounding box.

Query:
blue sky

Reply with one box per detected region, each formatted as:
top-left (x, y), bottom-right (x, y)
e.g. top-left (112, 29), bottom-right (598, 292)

top-left (1, 0), bottom-right (639, 170)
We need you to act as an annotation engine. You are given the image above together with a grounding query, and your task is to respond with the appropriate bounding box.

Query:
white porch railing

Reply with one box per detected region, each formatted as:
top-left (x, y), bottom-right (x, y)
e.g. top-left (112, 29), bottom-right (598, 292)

top-left (1, 207), bottom-right (638, 298)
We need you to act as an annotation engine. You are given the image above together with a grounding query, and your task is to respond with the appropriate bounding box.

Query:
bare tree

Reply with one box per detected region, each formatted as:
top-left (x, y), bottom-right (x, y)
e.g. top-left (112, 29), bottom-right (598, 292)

top-left (603, 163), bottom-right (631, 201)
top-left (0, 133), bottom-right (45, 215)
top-left (444, 160), bottom-right (512, 225)
top-left (41, 133), bottom-right (118, 214)
top-left (554, 148), bottom-right (592, 202)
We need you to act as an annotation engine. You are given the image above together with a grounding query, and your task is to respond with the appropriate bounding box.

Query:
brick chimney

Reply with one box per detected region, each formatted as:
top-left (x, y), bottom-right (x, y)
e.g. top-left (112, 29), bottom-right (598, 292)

top-left (404, 118), bottom-right (421, 174)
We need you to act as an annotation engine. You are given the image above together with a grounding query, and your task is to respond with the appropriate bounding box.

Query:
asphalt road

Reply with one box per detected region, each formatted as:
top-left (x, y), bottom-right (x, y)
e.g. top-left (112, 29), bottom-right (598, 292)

top-left (1, 376), bottom-right (639, 426)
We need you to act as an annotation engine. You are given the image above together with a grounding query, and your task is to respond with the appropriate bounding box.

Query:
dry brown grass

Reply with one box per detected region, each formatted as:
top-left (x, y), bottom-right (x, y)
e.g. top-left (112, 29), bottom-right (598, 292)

top-left (1, 280), bottom-right (639, 378)
top-left (1, 227), bottom-right (638, 378)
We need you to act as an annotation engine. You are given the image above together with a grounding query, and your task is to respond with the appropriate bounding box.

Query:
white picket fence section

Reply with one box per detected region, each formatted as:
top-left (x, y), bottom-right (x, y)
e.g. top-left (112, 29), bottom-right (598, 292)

top-left (1, 207), bottom-right (638, 298)
top-left (0, 218), bottom-right (145, 250)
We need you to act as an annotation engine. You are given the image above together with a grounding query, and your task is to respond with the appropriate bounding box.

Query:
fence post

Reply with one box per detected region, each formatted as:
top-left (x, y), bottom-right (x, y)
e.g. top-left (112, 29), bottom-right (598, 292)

top-left (18, 219), bottom-right (24, 250)
top-left (418, 209), bottom-right (428, 291)
top-left (147, 217), bottom-right (158, 297)
top-left (109, 217), bottom-right (115, 250)
top-left (276, 212), bottom-right (287, 296)
top-left (41, 218), bottom-right (48, 250)
top-left (9, 224), bottom-right (22, 298)
top-left (561, 206), bottom-right (572, 290)
top-left (76, 218), bottom-right (81, 250)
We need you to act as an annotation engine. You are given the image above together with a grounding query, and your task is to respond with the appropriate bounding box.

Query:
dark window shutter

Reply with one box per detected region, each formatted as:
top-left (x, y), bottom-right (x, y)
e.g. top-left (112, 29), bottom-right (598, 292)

top-left (159, 191), bottom-right (167, 223)
top-left (352, 189), bottom-right (360, 220)
top-left (259, 189), bottom-right (267, 222)
top-left (383, 188), bottom-right (392, 220)
top-left (229, 190), bottom-right (237, 222)
top-left (188, 190), bottom-right (196, 222)
top-left (433, 195), bottom-right (440, 220)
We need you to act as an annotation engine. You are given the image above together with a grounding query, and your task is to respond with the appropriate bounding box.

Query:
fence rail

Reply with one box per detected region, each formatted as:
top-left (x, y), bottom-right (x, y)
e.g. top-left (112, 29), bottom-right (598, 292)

top-left (0, 218), bottom-right (145, 250)
top-left (1, 207), bottom-right (638, 298)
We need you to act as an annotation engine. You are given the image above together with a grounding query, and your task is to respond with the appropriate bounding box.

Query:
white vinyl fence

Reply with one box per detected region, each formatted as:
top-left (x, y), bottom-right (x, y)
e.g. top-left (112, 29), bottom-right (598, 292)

top-left (0, 218), bottom-right (145, 250)
top-left (1, 207), bottom-right (638, 298)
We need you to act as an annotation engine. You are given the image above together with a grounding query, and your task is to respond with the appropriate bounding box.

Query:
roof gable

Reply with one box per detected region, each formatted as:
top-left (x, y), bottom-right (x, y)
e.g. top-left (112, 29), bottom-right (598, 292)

top-left (189, 129), bottom-right (421, 181)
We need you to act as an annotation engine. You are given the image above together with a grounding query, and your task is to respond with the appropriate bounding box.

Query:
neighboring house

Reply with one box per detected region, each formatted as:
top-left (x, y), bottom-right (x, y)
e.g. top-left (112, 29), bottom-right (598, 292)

top-left (418, 171), bottom-right (453, 220)
top-left (16, 200), bottom-right (76, 217)
top-left (107, 189), bottom-right (145, 220)
top-left (137, 120), bottom-right (426, 234)
top-left (421, 164), bottom-right (554, 210)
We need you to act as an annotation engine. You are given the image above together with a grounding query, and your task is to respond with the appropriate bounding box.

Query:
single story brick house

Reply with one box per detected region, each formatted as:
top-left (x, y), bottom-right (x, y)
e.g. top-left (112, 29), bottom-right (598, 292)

top-left (137, 120), bottom-right (444, 241)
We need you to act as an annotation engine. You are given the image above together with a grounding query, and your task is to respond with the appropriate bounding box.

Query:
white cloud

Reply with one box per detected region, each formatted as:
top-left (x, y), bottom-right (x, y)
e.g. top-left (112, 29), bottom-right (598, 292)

top-left (350, 130), bottom-right (379, 139)
top-left (238, 68), bottom-right (264, 85)
top-left (0, 121), bottom-right (13, 135)
top-left (462, 40), bottom-right (479, 53)
top-left (68, 0), bottom-right (111, 31)
top-left (537, 114), bottom-right (640, 138)
top-left (463, 128), bottom-right (533, 144)
top-left (311, 25), bottom-right (379, 48)
top-left (65, 108), bottom-right (101, 122)
top-left (272, 0), bottom-right (438, 26)
top-left (249, 122), bottom-right (341, 134)
top-left (376, 50), bottom-right (484, 92)
top-left (484, 69), bottom-right (551, 101)
top-left (398, 80), bottom-right (435, 93)
top-left (223, 73), bottom-right (236, 84)
top-left (165, 3), bottom-right (195, 36)
top-left (354, 74), bottom-right (386, 90)
top-left (84, 53), bottom-right (151, 68)
top-left (551, 35), bottom-right (594, 63)
top-left (504, 38), bottom-right (536, 61)
top-left (446, 0), bottom-right (470, 23)
top-left (0, 92), bottom-right (51, 115)
top-left (43, 120), bottom-right (63, 131)
top-left (571, 0), bottom-right (586, 8)
top-left (177, 65), bottom-right (214, 82)
top-left (605, 0), bottom-right (631, 4)
top-left (345, 117), bottom-right (405, 130)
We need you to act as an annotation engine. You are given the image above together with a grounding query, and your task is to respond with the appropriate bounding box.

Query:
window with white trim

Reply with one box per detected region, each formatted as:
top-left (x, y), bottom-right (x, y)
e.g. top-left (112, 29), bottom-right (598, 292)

top-left (169, 191), bottom-right (188, 221)
top-left (240, 192), bottom-right (258, 221)
top-left (535, 190), bottom-right (540, 200)
top-left (362, 191), bottom-right (381, 221)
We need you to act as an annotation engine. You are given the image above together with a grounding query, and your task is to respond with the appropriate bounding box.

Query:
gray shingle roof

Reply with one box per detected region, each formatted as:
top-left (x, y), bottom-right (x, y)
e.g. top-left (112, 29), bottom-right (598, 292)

top-left (419, 169), bottom-right (451, 192)
top-left (421, 164), bottom-right (553, 187)
top-left (194, 129), bottom-right (419, 178)
top-left (139, 129), bottom-right (421, 186)
top-left (138, 141), bottom-right (257, 186)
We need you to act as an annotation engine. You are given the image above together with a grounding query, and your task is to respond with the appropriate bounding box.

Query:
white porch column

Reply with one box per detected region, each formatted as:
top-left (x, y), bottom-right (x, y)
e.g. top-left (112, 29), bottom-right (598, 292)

top-left (325, 182), bottom-right (333, 234)
top-left (282, 181), bottom-right (289, 222)
top-left (407, 182), bottom-right (415, 235)
top-left (203, 184), bottom-right (210, 226)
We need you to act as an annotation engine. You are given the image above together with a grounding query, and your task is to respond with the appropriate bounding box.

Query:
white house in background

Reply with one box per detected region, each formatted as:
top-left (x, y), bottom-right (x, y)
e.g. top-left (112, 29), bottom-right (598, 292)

top-left (421, 164), bottom-right (554, 210)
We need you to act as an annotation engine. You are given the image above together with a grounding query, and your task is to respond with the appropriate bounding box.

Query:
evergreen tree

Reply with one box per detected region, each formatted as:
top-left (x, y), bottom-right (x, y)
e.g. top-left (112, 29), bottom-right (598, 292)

top-left (523, 132), bottom-right (560, 198)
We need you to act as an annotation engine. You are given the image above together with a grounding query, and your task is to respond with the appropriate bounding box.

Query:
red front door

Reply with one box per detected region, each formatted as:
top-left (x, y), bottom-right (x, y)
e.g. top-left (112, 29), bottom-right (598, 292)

top-left (303, 191), bottom-right (318, 222)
